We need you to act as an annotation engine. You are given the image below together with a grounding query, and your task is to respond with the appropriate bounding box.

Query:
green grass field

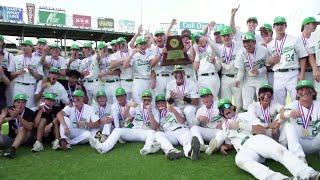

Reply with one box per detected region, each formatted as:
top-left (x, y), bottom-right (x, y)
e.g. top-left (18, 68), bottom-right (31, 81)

top-left (0, 142), bottom-right (319, 180)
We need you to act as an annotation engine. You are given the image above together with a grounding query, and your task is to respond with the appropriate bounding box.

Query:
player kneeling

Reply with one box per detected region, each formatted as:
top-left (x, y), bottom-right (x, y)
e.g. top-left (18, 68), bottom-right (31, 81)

top-left (218, 98), bottom-right (320, 180)
top-left (31, 93), bottom-right (61, 152)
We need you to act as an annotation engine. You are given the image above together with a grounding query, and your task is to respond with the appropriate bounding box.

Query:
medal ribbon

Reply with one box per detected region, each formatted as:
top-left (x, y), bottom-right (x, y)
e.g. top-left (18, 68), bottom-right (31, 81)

top-left (298, 101), bottom-right (313, 129)
top-left (142, 108), bottom-right (149, 125)
top-left (120, 51), bottom-right (129, 59)
top-left (198, 44), bottom-right (207, 53)
top-left (260, 104), bottom-right (270, 123)
top-left (160, 109), bottom-right (167, 119)
top-left (50, 57), bottom-right (60, 67)
top-left (117, 101), bottom-right (127, 121)
top-left (246, 48), bottom-right (256, 70)
top-left (224, 42), bottom-right (234, 64)
top-left (15, 109), bottom-right (25, 128)
top-left (75, 106), bottom-right (84, 122)
top-left (300, 35), bottom-right (306, 47)
top-left (206, 104), bottom-right (214, 121)
top-left (98, 105), bottom-right (106, 118)
top-left (176, 80), bottom-right (186, 97)
top-left (274, 34), bottom-right (287, 56)
top-left (85, 56), bottom-right (92, 72)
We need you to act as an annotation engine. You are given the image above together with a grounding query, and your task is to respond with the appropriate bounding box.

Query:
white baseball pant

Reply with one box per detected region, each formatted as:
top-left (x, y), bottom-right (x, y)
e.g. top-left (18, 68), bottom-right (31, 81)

top-left (273, 70), bottom-right (299, 106)
top-left (220, 75), bottom-right (242, 110)
top-left (120, 80), bottom-right (132, 100)
top-left (267, 71), bottom-right (274, 88)
top-left (154, 74), bottom-right (174, 95)
top-left (198, 74), bottom-right (220, 99)
top-left (182, 105), bottom-right (197, 127)
top-left (242, 77), bottom-right (267, 110)
top-left (104, 81), bottom-right (120, 104)
top-left (190, 126), bottom-right (225, 147)
top-left (83, 81), bottom-right (102, 105)
top-left (13, 82), bottom-right (36, 108)
top-left (132, 78), bottom-right (152, 104)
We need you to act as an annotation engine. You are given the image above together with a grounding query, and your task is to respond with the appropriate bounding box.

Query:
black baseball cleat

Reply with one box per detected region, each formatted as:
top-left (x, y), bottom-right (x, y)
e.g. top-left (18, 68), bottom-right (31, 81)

top-left (4, 146), bottom-right (16, 159)
top-left (191, 136), bottom-right (200, 161)
top-left (166, 149), bottom-right (184, 161)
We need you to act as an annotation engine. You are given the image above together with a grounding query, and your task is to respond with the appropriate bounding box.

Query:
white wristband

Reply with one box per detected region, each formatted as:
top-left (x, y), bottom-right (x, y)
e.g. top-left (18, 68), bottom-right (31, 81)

top-left (239, 122), bottom-right (252, 132)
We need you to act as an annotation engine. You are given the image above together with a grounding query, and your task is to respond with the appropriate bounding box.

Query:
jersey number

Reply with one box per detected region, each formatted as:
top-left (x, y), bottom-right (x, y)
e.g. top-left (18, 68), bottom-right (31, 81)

top-left (285, 54), bottom-right (294, 62)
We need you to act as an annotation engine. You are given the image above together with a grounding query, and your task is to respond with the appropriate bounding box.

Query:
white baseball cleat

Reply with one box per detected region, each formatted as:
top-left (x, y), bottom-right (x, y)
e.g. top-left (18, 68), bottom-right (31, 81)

top-left (89, 137), bottom-right (101, 149)
top-left (140, 142), bottom-right (161, 155)
top-left (200, 144), bottom-right (208, 152)
top-left (166, 149), bottom-right (184, 160)
top-left (205, 139), bottom-right (218, 155)
top-left (52, 139), bottom-right (61, 150)
top-left (150, 142), bottom-right (161, 153)
top-left (118, 138), bottom-right (126, 144)
top-left (31, 141), bottom-right (44, 152)
top-left (96, 144), bottom-right (106, 155)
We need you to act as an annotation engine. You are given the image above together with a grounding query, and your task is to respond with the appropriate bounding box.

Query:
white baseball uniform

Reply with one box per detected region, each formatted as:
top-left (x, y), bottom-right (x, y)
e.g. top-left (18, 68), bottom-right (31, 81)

top-left (223, 112), bottom-right (317, 180)
top-left (166, 79), bottom-right (200, 127)
top-left (2, 50), bottom-right (14, 106)
top-left (66, 58), bottom-right (81, 71)
top-left (298, 34), bottom-right (313, 81)
top-left (100, 54), bottom-right (120, 104)
top-left (235, 44), bottom-right (269, 110)
top-left (233, 29), bottom-right (264, 44)
top-left (130, 51), bottom-right (153, 104)
top-left (281, 100), bottom-right (320, 158)
top-left (79, 55), bottom-right (102, 105)
top-left (308, 30), bottom-right (320, 100)
top-left (44, 55), bottom-right (67, 76)
top-left (8, 54), bottom-right (44, 108)
top-left (195, 44), bottom-right (221, 98)
top-left (154, 107), bottom-right (192, 157)
top-left (110, 101), bottom-right (128, 129)
top-left (267, 34), bottom-right (308, 105)
top-left (60, 104), bottom-right (100, 145)
top-left (112, 49), bottom-right (134, 100)
top-left (181, 45), bottom-right (196, 82)
top-left (191, 102), bottom-right (225, 148)
top-left (93, 103), bottom-right (159, 154)
top-left (34, 80), bottom-right (69, 106)
top-left (92, 103), bottom-right (112, 135)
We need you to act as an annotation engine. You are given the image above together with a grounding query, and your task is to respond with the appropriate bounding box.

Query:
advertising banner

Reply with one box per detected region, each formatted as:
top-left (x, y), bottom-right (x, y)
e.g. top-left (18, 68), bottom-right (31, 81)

top-left (73, 14), bottom-right (91, 27)
top-left (0, 6), bottom-right (23, 22)
top-left (38, 10), bottom-right (66, 25)
top-left (97, 18), bottom-right (114, 28)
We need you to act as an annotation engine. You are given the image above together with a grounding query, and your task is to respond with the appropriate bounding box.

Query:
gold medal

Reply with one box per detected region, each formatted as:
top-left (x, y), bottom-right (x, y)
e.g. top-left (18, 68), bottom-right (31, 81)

top-left (248, 70), bottom-right (254, 76)
top-left (302, 129), bottom-right (309, 137)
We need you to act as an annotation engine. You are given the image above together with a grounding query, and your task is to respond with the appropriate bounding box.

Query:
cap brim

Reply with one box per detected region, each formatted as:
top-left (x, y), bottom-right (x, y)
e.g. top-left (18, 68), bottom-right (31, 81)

top-left (296, 85), bottom-right (314, 90)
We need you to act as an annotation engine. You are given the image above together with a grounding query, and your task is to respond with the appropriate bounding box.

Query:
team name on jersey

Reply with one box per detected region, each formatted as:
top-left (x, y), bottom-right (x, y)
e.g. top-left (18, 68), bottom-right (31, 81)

top-left (17, 62), bottom-right (37, 70)
top-left (160, 113), bottom-right (177, 127)
top-left (221, 55), bottom-right (236, 63)
top-left (210, 116), bottom-right (222, 123)
top-left (244, 59), bottom-right (265, 69)
top-left (296, 119), bottom-right (320, 136)
top-left (134, 113), bottom-right (151, 126)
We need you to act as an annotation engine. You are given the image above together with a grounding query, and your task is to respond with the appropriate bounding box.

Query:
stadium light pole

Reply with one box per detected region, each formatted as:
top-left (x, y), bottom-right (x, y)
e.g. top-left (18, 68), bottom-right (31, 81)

top-left (140, 0), bottom-right (143, 25)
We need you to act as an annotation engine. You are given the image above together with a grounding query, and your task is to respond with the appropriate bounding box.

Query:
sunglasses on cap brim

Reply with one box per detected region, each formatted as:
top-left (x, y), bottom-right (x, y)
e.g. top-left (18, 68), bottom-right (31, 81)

top-left (221, 103), bottom-right (232, 109)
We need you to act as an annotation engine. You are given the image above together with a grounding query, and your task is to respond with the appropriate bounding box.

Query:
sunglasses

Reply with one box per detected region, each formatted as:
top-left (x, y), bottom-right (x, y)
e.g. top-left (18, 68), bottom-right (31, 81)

top-left (222, 103), bottom-right (232, 109)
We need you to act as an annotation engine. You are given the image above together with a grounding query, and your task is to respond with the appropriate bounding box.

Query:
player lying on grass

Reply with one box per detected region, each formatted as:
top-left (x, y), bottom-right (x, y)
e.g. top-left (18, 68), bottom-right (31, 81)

top-left (89, 90), bottom-right (161, 155)
top-left (217, 98), bottom-right (320, 180)
top-left (280, 80), bottom-right (320, 165)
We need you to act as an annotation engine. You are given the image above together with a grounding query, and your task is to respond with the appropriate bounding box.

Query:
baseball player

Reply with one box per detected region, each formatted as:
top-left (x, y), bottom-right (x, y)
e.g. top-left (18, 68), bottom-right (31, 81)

top-left (166, 65), bottom-right (199, 127)
top-left (266, 16), bottom-right (308, 106)
top-left (258, 24), bottom-right (275, 87)
top-left (0, 34), bottom-right (14, 106)
top-left (31, 93), bottom-right (61, 152)
top-left (32, 38), bottom-right (47, 58)
top-left (110, 40), bottom-right (119, 53)
top-left (217, 98), bottom-right (320, 180)
top-left (230, 6), bottom-right (263, 43)
top-left (247, 83), bottom-right (284, 141)
top-left (180, 28), bottom-right (196, 82)
top-left (40, 43), bottom-right (67, 77)
top-left (300, 17), bottom-right (320, 81)
top-left (34, 67), bottom-right (69, 108)
top-left (280, 80), bottom-right (320, 164)
top-left (193, 32), bottom-right (221, 98)
top-left (92, 91), bottom-right (112, 142)
top-left (148, 94), bottom-right (201, 161)
top-left (0, 93), bottom-right (35, 159)
top-left (109, 37), bottom-right (134, 100)
top-left (235, 32), bottom-right (269, 111)
top-left (66, 44), bottom-right (82, 71)
top-left (111, 87), bottom-right (128, 129)
top-left (0, 45), bottom-right (11, 111)
top-left (79, 42), bottom-right (102, 105)
top-left (123, 37), bottom-right (154, 104)
top-left (191, 88), bottom-right (225, 155)
top-left (309, 22), bottom-right (320, 100)
top-left (97, 42), bottom-right (120, 104)
top-left (57, 90), bottom-right (100, 150)
top-left (207, 26), bottom-right (243, 110)
top-left (89, 90), bottom-right (160, 155)
top-left (8, 40), bottom-right (43, 108)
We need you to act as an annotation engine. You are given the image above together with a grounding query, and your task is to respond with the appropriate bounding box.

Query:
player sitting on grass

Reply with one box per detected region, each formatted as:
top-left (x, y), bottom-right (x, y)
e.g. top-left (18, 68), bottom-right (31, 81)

top-left (31, 93), bottom-right (61, 152)
top-left (0, 93), bottom-right (35, 159)
top-left (191, 88), bottom-right (225, 155)
top-left (89, 90), bottom-right (160, 155)
top-left (280, 80), bottom-right (320, 164)
top-left (150, 94), bottom-right (201, 161)
top-left (218, 98), bottom-right (320, 180)
top-left (57, 90), bottom-right (100, 150)
top-left (92, 91), bottom-right (112, 143)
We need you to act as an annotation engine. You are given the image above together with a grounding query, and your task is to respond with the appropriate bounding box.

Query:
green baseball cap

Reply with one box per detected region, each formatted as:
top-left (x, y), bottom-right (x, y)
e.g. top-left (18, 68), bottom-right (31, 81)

top-left (173, 65), bottom-right (185, 73)
top-left (217, 98), bottom-right (231, 108)
top-left (136, 37), bottom-right (148, 45)
top-left (70, 44), bottom-right (80, 50)
top-left (155, 30), bottom-right (165, 36)
top-left (83, 42), bottom-right (93, 48)
top-left (259, 82), bottom-right (273, 90)
top-left (220, 26), bottom-right (233, 36)
top-left (50, 43), bottom-right (60, 49)
top-left (0, 34), bottom-right (4, 42)
top-left (117, 37), bottom-right (127, 43)
top-left (97, 42), bottom-right (107, 49)
top-left (247, 17), bottom-right (258, 23)
top-left (72, 90), bottom-right (85, 97)
top-left (21, 40), bottom-right (34, 46)
top-left (115, 87), bottom-right (126, 96)
top-left (200, 88), bottom-right (212, 97)
top-left (241, 32), bottom-right (256, 41)
top-left (296, 80), bottom-right (314, 90)
top-left (96, 91), bottom-right (106, 97)
top-left (110, 39), bottom-right (118, 45)
top-left (37, 38), bottom-right (48, 44)
top-left (302, 17), bottom-right (320, 26)
top-left (14, 93), bottom-right (27, 101)
top-left (49, 67), bottom-right (60, 73)
top-left (155, 94), bottom-right (166, 101)
top-left (141, 90), bottom-right (153, 99)
top-left (273, 16), bottom-right (287, 24)
top-left (259, 23), bottom-right (273, 31)
top-left (43, 93), bottom-right (56, 100)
